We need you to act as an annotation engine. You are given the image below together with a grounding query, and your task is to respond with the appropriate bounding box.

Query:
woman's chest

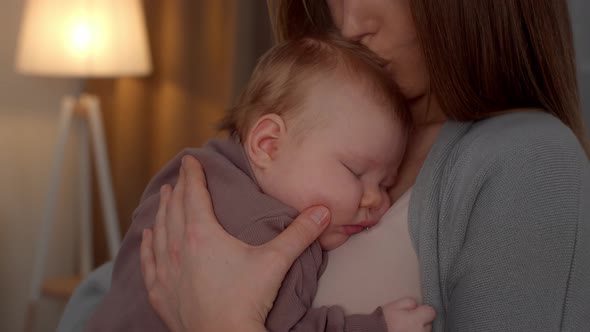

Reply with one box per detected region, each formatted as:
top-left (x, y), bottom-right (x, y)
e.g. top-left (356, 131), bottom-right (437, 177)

top-left (313, 190), bottom-right (422, 314)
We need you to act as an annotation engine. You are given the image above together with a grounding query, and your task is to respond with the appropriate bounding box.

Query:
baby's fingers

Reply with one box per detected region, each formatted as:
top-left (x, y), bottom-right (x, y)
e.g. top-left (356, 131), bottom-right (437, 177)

top-left (414, 305), bottom-right (436, 324)
top-left (389, 297), bottom-right (418, 310)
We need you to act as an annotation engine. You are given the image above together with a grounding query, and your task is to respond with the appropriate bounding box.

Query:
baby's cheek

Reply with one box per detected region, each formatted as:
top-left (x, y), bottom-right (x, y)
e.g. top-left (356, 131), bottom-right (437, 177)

top-left (318, 232), bottom-right (331, 249)
top-left (308, 176), bottom-right (361, 225)
top-left (332, 190), bottom-right (363, 224)
top-left (318, 229), bottom-right (349, 250)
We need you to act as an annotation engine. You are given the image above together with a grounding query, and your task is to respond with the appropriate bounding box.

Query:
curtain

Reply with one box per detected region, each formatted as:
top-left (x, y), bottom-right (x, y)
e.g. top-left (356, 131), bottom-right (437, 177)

top-left (88, 0), bottom-right (273, 263)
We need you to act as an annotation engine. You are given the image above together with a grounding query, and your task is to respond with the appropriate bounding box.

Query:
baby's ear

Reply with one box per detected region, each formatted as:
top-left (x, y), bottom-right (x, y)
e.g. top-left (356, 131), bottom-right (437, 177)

top-left (246, 114), bottom-right (287, 169)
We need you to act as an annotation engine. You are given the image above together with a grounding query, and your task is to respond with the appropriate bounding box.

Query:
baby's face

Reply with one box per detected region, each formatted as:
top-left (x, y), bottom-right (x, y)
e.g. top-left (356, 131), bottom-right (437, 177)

top-left (267, 75), bottom-right (406, 250)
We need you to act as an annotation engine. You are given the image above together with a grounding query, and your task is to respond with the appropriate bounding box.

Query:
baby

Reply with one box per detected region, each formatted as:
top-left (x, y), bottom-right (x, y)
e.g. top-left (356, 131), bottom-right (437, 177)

top-left (86, 34), bottom-right (433, 332)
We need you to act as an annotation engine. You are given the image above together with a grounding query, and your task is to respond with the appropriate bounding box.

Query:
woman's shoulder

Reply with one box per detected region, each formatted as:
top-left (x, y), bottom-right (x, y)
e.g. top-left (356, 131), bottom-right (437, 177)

top-left (416, 109), bottom-right (587, 197)
top-left (448, 109), bottom-right (585, 168)
top-left (470, 109), bottom-right (578, 148)
top-left (427, 109), bottom-right (588, 200)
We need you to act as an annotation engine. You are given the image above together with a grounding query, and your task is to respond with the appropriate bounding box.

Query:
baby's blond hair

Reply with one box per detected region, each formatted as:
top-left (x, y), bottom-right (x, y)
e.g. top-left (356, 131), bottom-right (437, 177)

top-left (219, 33), bottom-right (410, 141)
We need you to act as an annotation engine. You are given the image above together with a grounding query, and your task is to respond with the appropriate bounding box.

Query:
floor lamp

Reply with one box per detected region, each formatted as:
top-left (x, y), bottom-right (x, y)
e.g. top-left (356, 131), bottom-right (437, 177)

top-left (14, 0), bottom-right (152, 331)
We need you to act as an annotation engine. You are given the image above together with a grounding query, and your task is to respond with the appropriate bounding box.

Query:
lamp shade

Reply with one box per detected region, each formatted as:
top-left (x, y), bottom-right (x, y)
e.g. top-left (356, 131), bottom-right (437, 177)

top-left (15, 0), bottom-right (152, 78)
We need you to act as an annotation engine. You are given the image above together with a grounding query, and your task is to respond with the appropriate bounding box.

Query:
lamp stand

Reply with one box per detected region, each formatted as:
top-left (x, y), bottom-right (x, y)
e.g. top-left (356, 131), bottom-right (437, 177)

top-left (23, 94), bottom-right (121, 332)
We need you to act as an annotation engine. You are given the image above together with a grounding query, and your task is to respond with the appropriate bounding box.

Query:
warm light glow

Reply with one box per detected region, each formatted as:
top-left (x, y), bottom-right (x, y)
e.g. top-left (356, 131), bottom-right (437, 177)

top-left (15, 0), bottom-right (152, 77)
top-left (71, 22), bottom-right (91, 54)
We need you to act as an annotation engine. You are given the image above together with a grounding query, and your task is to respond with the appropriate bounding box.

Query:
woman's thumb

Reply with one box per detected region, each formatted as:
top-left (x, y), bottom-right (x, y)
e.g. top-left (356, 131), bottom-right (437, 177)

top-left (266, 206), bottom-right (330, 270)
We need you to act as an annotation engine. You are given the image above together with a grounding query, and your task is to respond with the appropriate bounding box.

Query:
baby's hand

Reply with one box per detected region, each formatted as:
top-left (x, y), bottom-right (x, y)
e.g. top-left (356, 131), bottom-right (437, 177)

top-left (382, 297), bottom-right (436, 332)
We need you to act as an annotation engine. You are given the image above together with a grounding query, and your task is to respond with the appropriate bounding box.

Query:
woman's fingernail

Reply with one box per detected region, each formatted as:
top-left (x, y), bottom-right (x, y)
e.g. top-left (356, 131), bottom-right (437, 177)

top-left (182, 155), bottom-right (194, 168)
top-left (160, 185), bottom-right (169, 197)
top-left (309, 207), bottom-right (329, 226)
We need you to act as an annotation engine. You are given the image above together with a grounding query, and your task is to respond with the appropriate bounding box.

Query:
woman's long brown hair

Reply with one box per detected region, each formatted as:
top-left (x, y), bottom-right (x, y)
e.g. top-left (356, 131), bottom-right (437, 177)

top-left (267, 0), bottom-right (590, 156)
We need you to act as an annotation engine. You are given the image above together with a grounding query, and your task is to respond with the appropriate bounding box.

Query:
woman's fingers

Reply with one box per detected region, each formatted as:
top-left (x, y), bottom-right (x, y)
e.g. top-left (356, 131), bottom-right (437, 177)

top-left (166, 165), bottom-right (187, 255)
top-left (264, 206), bottom-right (330, 274)
top-left (140, 229), bottom-right (156, 289)
top-left (153, 185), bottom-right (172, 265)
top-left (181, 156), bottom-right (224, 231)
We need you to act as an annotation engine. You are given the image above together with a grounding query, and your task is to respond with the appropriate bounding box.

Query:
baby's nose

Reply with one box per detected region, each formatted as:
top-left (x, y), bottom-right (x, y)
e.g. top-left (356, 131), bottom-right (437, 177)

top-left (360, 188), bottom-right (383, 209)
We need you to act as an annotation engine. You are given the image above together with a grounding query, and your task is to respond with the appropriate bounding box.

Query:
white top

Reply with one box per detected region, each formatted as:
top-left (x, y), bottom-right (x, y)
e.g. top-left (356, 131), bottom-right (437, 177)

top-left (313, 189), bottom-right (421, 314)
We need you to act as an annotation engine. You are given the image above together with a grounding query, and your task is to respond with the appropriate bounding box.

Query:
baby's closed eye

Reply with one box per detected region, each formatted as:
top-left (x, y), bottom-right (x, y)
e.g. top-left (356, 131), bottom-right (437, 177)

top-left (342, 162), bottom-right (363, 179)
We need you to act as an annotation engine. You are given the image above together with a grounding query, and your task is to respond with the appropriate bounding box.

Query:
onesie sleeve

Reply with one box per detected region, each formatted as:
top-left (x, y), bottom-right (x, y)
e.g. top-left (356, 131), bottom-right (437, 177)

top-left (85, 192), bottom-right (169, 332)
top-left (239, 215), bottom-right (388, 332)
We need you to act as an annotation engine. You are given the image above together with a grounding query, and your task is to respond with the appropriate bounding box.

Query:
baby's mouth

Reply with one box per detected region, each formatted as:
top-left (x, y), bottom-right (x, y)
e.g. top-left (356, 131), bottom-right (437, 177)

top-left (340, 220), bottom-right (378, 235)
top-left (340, 225), bottom-right (367, 235)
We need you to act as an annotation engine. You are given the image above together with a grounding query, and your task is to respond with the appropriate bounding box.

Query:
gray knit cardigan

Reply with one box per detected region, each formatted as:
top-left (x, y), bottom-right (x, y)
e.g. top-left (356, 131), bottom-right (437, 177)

top-left (409, 110), bottom-right (589, 331)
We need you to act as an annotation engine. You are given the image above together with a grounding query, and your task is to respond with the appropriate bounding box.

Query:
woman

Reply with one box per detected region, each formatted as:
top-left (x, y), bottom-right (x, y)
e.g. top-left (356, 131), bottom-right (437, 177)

top-left (140, 0), bottom-right (590, 331)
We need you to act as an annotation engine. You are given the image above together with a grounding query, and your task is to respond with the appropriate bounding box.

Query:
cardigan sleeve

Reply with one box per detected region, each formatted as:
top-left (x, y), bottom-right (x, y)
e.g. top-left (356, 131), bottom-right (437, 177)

top-left (443, 124), bottom-right (590, 331)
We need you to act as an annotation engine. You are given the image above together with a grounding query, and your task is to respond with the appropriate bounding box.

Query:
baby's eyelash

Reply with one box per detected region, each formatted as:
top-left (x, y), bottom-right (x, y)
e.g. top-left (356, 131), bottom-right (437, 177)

top-left (342, 163), bottom-right (362, 178)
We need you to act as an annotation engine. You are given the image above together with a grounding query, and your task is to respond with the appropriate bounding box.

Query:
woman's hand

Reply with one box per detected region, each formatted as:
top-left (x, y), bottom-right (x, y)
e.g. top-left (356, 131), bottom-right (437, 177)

top-left (140, 155), bottom-right (331, 332)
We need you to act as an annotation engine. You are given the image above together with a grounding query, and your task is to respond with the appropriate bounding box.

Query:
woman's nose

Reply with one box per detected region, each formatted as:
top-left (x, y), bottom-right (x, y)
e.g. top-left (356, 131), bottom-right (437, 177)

top-left (360, 187), bottom-right (383, 210)
top-left (340, 2), bottom-right (377, 43)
